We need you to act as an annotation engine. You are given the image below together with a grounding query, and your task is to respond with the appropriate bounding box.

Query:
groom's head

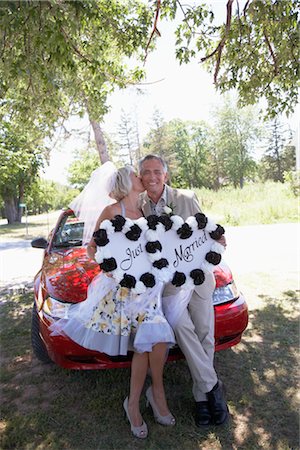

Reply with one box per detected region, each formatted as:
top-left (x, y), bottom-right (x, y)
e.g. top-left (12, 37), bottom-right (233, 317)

top-left (138, 155), bottom-right (168, 202)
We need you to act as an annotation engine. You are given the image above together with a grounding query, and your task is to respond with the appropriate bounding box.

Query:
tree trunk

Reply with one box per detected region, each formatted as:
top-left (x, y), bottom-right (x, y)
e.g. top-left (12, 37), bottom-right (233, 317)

top-left (89, 118), bottom-right (110, 164)
top-left (16, 182), bottom-right (25, 222)
top-left (4, 195), bottom-right (19, 224)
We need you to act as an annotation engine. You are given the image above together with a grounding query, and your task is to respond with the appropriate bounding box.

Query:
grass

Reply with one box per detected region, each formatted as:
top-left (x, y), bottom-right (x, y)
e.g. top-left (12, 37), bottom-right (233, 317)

top-left (1, 181), bottom-right (299, 449)
top-left (195, 181), bottom-right (299, 226)
top-left (0, 211), bottom-right (62, 240)
top-left (1, 279), bottom-right (299, 449)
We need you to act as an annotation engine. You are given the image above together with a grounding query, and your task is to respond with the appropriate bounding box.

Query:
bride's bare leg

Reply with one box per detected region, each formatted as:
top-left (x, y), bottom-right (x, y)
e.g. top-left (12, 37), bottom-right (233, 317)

top-left (128, 351), bottom-right (148, 426)
top-left (148, 343), bottom-right (170, 415)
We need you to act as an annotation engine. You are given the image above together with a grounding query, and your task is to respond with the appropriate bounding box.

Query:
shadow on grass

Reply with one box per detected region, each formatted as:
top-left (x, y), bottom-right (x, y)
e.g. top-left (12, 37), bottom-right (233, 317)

top-left (0, 289), bottom-right (299, 450)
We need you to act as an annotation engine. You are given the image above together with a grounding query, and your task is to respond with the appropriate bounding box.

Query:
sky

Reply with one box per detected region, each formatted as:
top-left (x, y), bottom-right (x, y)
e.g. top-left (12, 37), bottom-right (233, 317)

top-left (42, 1), bottom-right (299, 184)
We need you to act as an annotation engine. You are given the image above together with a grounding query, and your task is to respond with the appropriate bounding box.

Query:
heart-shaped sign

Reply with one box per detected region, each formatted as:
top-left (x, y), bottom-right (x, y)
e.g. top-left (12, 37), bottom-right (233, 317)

top-left (93, 213), bottom-right (225, 294)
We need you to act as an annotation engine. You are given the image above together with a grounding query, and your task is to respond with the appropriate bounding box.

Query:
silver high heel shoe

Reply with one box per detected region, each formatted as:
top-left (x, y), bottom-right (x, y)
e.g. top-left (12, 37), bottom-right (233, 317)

top-left (123, 397), bottom-right (148, 439)
top-left (146, 386), bottom-right (176, 426)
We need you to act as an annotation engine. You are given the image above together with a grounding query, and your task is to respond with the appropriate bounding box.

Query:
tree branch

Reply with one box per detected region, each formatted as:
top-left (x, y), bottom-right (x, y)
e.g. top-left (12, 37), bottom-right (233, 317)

top-left (200, 0), bottom-right (234, 83)
top-left (60, 26), bottom-right (93, 64)
top-left (243, 0), bottom-right (252, 16)
top-left (177, 0), bottom-right (194, 34)
top-left (1, 29), bottom-right (7, 60)
top-left (263, 29), bottom-right (279, 76)
top-left (144, 0), bottom-right (161, 64)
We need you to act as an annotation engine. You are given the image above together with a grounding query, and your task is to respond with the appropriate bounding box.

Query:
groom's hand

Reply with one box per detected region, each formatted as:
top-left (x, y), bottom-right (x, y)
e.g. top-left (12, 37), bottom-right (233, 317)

top-left (217, 235), bottom-right (227, 248)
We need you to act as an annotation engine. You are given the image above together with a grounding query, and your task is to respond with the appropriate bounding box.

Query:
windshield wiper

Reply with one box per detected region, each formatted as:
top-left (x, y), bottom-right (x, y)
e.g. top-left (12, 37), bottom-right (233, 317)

top-left (53, 240), bottom-right (82, 248)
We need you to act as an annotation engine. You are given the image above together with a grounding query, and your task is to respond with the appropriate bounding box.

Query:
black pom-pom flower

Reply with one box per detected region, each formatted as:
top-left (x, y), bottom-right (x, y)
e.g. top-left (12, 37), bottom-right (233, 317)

top-left (158, 215), bottom-right (173, 231)
top-left (120, 274), bottom-right (136, 289)
top-left (205, 251), bottom-right (222, 265)
top-left (111, 215), bottom-right (126, 232)
top-left (145, 241), bottom-right (162, 253)
top-left (209, 224), bottom-right (225, 241)
top-left (172, 271), bottom-right (186, 287)
top-left (100, 257), bottom-right (117, 272)
top-left (177, 223), bottom-right (193, 239)
top-left (153, 258), bottom-right (169, 269)
top-left (194, 213), bottom-right (208, 229)
top-left (147, 215), bottom-right (160, 230)
top-left (93, 229), bottom-right (109, 246)
top-left (190, 269), bottom-right (205, 285)
top-left (140, 272), bottom-right (156, 288)
top-left (125, 224), bottom-right (142, 241)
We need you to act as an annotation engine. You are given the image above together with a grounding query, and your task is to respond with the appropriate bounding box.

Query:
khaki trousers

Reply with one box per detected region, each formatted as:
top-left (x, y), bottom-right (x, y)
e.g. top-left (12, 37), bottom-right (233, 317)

top-left (164, 271), bottom-right (218, 401)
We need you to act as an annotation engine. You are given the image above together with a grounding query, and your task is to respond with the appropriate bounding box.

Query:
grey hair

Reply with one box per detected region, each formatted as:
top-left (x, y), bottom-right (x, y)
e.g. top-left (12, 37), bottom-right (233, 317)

top-left (110, 166), bottom-right (134, 201)
top-left (138, 154), bottom-right (168, 174)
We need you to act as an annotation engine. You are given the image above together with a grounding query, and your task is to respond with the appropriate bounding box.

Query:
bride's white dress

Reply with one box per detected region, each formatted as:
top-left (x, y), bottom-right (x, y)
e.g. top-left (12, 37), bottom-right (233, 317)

top-left (51, 205), bottom-right (175, 356)
top-left (51, 274), bottom-right (175, 355)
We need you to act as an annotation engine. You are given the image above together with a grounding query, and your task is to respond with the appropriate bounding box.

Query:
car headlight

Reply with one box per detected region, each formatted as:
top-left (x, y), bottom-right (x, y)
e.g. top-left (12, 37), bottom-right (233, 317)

top-left (213, 281), bottom-right (239, 305)
top-left (43, 297), bottom-right (71, 319)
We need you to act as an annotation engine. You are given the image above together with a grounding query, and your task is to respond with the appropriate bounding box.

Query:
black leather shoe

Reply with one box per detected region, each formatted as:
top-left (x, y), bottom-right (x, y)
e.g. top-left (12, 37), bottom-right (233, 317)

top-left (195, 401), bottom-right (212, 426)
top-left (207, 382), bottom-right (229, 426)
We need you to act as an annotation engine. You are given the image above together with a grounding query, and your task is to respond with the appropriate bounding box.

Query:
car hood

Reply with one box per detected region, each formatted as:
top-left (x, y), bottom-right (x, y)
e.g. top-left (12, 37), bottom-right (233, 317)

top-left (43, 247), bottom-right (100, 303)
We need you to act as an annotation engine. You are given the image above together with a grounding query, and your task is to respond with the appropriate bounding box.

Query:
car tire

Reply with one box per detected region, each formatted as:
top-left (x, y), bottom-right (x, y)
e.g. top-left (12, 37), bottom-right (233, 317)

top-left (31, 302), bottom-right (53, 364)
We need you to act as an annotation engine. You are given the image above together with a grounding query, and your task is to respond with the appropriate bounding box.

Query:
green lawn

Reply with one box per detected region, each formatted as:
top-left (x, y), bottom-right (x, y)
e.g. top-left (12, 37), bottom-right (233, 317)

top-left (1, 181), bottom-right (299, 449)
top-left (195, 181), bottom-right (299, 226)
top-left (0, 285), bottom-right (298, 450)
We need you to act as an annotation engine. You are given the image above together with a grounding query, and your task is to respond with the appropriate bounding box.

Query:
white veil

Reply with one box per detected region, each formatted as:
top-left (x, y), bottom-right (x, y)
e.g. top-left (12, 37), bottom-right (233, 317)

top-left (69, 161), bottom-right (118, 245)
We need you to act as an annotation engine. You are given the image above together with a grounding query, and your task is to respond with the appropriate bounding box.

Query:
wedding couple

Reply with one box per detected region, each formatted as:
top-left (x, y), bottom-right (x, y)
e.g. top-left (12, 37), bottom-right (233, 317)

top-left (54, 154), bottom-right (229, 439)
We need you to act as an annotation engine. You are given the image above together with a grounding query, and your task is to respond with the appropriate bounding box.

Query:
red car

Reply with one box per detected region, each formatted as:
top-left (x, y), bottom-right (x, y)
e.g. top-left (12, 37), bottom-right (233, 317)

top-left (31, 209), bottom-right (248, 370)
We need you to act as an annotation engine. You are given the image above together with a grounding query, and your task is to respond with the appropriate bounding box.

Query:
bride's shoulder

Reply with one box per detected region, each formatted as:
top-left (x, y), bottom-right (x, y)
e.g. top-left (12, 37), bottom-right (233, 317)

top-left (95, 203), bottom-right (120, 228)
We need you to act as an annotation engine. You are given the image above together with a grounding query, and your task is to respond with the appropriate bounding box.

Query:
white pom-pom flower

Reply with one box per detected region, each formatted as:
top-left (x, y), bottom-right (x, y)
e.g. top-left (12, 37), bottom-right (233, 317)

top-left (136, 217), bottom-right (148, 231)
top-left (205, 218), bottom-right (217, 233)
top-left (185, 216), bottom-right (198, 231)
top-left (171, 215), bottom-right (184, 230)
top-left (148, 252), bottom-right (162, 263)
top-left (111, 268), bottom-right (124, 283)
top-left (95, 246), bottom-right (111, 264)
top-left (201, 260), bottom-right (215, 272)
top-left (145, 229), bottom-right (159, 242)
top-left (163, 205), bottom-right (173, 215)
top-left (122, 218), bottom-right (134, 234)
top-left (155, 222), bottom-right (165, 236)
top-left (211, 242), bottom-right (225, 254)
top-left (100, 220), bottom-right (115, 234)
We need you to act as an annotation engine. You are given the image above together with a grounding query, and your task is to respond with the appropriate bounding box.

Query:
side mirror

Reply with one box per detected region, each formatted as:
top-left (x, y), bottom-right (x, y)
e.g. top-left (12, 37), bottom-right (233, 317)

top-left (31, 237), bottom-right (48, 249)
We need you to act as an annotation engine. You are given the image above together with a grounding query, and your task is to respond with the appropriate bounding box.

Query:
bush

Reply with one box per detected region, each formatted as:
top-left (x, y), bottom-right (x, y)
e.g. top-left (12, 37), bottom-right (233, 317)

top-left (284, 170), bottom-right (300, 197)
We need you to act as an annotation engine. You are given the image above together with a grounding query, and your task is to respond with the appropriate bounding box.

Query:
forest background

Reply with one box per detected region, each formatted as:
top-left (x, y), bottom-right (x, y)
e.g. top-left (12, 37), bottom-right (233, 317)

top-left (0, 0), bottom-right (299, 224)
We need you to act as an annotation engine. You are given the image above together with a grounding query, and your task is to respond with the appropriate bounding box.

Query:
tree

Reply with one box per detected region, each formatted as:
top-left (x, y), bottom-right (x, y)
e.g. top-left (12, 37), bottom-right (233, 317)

top-left (159, 0), bottom-right (299, 118)
top-left (25, 179), bottom-right (78, 214)
top-left (142, 116), bottom-right (211, 188)
top-left (167, 120), bottom-right (210, 189)
top-left (0, 1), bottom-right (153, 222)
top-left (259, 118), bottom-right (295, 182)
top-left (116, 109), bottom-right (141, 166)
top-left (0, 119), bottom-right (48, 223)
top-left (68, 146), bottom-right (102, 190)
top-left (142, 110), bottom-right (179, 183)
top-left (0, 1), bottom-right (153, 160)
top-left (210, 98), bottom-right (260, 188)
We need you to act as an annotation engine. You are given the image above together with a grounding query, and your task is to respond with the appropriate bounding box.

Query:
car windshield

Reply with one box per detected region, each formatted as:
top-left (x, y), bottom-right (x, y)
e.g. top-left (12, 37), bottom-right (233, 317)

top-left (52, 213), bottom-right (84, 248)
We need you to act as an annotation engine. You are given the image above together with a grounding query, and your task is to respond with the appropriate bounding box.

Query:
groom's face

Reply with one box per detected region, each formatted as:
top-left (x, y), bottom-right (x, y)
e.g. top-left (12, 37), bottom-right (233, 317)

top-left (140, 159), bottom-right (168, 200)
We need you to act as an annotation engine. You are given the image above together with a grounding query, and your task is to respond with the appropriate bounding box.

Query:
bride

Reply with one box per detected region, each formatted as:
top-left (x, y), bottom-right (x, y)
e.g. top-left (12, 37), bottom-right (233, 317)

top-left (51, 162), bottom-right (176, 439)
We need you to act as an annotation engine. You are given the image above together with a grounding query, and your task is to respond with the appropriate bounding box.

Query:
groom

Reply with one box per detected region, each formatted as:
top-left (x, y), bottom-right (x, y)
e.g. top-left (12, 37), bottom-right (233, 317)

top-left (138, 154), bottom-right (229, 427)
